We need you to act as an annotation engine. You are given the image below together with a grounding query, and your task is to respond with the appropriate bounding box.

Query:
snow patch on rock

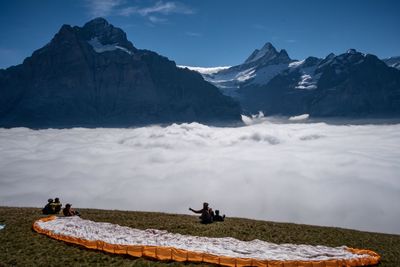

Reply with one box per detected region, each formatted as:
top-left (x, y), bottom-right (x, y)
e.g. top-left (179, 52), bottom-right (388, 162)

top-left (289, 60), bottom-right (305, 68)
top-left (250, 64), bottom-right (289, 85)
top-left (88, 37), bottom-right (133, 55)
top-left (295, 67), bottom-right (321, 90)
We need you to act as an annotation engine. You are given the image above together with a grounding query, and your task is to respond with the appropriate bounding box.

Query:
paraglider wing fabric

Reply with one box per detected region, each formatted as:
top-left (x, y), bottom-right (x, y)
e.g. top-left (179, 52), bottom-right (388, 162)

top-left (32, 216), bottom-right (380, 267)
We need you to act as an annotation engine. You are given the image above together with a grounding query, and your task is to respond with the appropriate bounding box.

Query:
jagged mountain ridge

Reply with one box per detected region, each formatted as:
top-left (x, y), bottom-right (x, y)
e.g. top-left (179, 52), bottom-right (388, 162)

top-left (383, 56), bottom-right (400, 70)
top-left (186, 43), bottom-right (400, 117)
top-left (0, 18), bottom-right (242, 128)
top-left (240, 49), bottom-right (400, 116)
top-left (195, 42), bottom-right (294, 97)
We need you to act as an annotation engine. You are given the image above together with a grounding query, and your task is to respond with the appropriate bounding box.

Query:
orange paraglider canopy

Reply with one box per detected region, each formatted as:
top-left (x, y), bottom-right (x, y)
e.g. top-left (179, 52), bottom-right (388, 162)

top-left (33, 216), bottom-right (380, 267)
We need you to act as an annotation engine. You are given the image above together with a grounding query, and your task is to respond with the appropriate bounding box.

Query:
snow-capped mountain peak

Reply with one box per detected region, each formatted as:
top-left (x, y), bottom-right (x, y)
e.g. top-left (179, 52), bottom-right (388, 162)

top-left (244, 42), bottom-right (283, 64)
top-left (0, 18), bottom-right (242, 127)
top-left (187, 42), bottom-right (294, 97)
top-left (81, 17), bottom-right (136, 53)
top-left (346, 48), bottom-right (358, 54)
top-left (261, 42), bottom-right (274, 50)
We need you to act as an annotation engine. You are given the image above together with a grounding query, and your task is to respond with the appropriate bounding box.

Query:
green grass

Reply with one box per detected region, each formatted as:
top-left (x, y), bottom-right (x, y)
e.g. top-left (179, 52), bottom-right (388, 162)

top-left (0, 206), bottom-right (399, 266)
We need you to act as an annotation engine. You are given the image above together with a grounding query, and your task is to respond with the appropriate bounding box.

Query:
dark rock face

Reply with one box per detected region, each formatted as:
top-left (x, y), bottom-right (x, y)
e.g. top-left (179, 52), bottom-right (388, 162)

top-left (80, 18), bottom-right (136, 51)
top-left (197, 42), bottom-right (400, 117)
top-left (383, 56), bottom-right (400, 70)
top-left (0, 18), bottom-right (241, 128)
top-left (310, 53), bottom-right (400, 116)
top-left (239, 50), bottom-right (400, 116)
top-left (199, 43), bottom-right (400, 117)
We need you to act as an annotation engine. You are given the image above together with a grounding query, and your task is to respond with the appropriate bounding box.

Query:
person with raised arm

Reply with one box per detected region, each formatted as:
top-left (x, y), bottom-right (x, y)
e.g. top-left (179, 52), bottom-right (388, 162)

top-left (189, 202), bottom-right (214, 224)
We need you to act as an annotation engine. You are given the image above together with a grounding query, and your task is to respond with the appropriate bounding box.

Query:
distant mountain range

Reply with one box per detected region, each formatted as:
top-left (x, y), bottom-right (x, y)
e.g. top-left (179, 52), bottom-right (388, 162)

top-left (183, 43), bottom-right (400, 117)
top-left (1, 18), bottom-right (400, 128)
top-left (0, 18), bottom-right (241, 128)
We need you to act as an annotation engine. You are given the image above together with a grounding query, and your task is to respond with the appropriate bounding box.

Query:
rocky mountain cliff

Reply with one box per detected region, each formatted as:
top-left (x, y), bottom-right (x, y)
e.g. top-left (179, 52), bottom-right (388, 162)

top-left (240, 49), bottom-right (400, 116)
top-left (192, 43), bottom-right (400, 117)
top-left (383, 56), bottom-right (400, 70)
top-left (0, 18), bottom-right (241, 128)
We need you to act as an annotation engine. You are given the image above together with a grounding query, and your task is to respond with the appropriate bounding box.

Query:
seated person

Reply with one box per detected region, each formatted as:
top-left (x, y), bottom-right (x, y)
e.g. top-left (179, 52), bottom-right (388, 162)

top-left (213, 210), bottom-right (226, 222)
top-left (42, 199), bottom-right (55, 215)
top-left (189, 202), bottom-right (215, 224)
top-left (63, 203), bottom-right (80, 217)
top-left (53, 198), bottom-right (62, 214)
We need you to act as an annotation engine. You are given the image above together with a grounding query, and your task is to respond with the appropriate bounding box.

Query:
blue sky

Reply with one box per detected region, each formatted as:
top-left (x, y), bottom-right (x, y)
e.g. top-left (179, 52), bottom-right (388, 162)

top-left (0, 0), bottom-right (399, 69)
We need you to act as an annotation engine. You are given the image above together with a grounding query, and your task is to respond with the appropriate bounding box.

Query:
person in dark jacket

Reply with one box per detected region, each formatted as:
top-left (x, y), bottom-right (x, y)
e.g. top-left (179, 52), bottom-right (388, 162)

top-left (42, 199), bottom-right (54, 215)
top-left (213, 210), bottom-right (225, 222)
top-left (53, 198), bottom-right (62, 214)
top-left (189, 202), bottom-right (214, 224)
top-left (63, 203), bottom-right (80, 217)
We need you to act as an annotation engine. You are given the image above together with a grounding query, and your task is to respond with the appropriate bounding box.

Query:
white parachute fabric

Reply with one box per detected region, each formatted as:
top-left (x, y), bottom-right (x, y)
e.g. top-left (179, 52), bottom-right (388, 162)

top-left (36, 216), bottom-right (369, 262)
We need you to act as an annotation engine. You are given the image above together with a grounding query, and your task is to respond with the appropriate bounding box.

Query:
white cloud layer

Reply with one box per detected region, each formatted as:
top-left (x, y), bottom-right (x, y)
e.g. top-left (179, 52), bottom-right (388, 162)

top-left (119, 1), bottom-right (193, 17)
top-left (1, 120), bottom-right (400, 234)
top-left (178, 65), bottom-right (231, 75)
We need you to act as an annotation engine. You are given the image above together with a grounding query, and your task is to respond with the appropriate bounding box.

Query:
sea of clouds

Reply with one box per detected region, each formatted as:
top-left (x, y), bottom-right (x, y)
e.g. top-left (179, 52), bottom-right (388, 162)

top-left (1, 118), bottom-right (399, 234)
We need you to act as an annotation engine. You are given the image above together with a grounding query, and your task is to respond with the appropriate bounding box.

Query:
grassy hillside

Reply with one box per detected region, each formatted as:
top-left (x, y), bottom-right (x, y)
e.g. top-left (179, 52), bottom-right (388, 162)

top-left (0, 207), bottom-right (398, 266)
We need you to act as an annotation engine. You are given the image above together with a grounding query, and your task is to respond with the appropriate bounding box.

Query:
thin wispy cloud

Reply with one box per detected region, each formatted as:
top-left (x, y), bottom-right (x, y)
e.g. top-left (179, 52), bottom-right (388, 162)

top-left (148, 15), bottom-right (167, 23)
top-left (185, 31), bottom-right (202, 37)
top-left (85, 0), bottom-right (124, 17)
top-left (85, 0), bottom-right (194, 24)
top-left (120, 1), bottom-right (193, 16)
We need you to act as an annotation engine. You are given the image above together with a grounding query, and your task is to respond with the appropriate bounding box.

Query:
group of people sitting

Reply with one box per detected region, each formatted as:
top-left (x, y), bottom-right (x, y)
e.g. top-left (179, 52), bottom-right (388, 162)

top-left (189, 202), bottom-right (225, 224)
top-left (42, 199), bottom-right (223, 222)
top-left (42, 198), bottom-right (80, 217)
